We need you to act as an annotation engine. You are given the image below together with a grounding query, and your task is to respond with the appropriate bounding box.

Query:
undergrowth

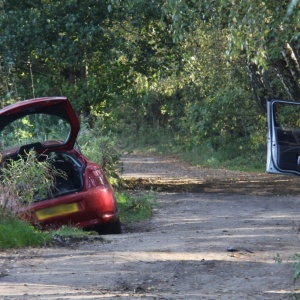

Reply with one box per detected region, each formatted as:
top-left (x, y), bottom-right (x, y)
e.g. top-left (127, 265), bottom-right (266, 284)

top-left (116, 191), bottom-right (156, 223)
top-left (0, 150), bottom-right (66, 213)
top-left (117, 128), bottom-right (266, 173)
top-left (78, 122), bottom-right (120, 185)
top-left (179, 144), bottom-right (265, 172)
top-left (0, 211), bottom-right (94, 250)
top-left (0, 216), bottom-right (50, 249)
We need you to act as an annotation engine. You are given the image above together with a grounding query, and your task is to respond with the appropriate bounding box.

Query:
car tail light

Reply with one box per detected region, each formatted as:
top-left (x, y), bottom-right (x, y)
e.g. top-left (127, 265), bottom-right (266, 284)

top-left (88, 168), bottom-right (108, 187)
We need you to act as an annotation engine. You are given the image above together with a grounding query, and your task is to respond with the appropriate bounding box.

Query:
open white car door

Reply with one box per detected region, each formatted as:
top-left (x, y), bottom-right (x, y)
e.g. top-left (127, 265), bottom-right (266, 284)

top-left (267, 99), bottom-right (300, 176)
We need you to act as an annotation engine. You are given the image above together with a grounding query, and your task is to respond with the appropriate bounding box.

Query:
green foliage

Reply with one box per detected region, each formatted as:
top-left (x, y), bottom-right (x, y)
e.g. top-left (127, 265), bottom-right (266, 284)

top-left (0, 150), bottom-right (66, 214)
top-left (116, 191), bottom-right (156, 223)
top-left (122, 126), bottom-right (181, 154)
top-left (0, 216), bottom-right (50, 249)
top-left (109, 19), bottom-right (267, 168)
top-left (49, 225), bottom-right (87, 237)
top-left (293, 253), bottom-right (300, 285)
top-left (273, 253), bottom-right (283, 264)
top-left (0, 0), bottom-right (128, 112)
top-left (118, 126), bottom-right (265, 173)
top-left (78, 121), bottom-right (121, 184)
top-left (0, 114), bottom-right (71, 151)
top-left (0, 213), bottom-right (90, 249)
top-left (182, 144), bottom-right (265, 172)
top-left (49, 225), bottom-right (90, 242)
top-left (185, 83), bottom-right (266, 152)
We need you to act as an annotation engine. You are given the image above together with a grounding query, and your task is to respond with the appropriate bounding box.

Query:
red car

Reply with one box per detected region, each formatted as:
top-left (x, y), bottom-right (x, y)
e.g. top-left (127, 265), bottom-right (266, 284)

top-left (0, 96), bottom-right (121, 234)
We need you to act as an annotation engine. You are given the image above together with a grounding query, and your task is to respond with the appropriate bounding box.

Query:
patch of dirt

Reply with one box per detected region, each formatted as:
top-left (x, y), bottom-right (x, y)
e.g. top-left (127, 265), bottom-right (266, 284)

top-left (1, 152), bottom-right (300, 300)
top-left (120, 153), bottom-right (300, 195)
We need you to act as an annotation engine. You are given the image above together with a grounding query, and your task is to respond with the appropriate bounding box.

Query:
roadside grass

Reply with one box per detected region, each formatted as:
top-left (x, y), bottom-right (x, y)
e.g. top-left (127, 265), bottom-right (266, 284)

top-left (116, 191), bottom-right (157, 223)
top-left (0, 216), bottom-right (50, 249)
top-left (50, 225), bottom-right (88, 237)
top-left (119, 141), bottom-right (266, 173)
top-left (274, 253), bottom-right (300, 293)
top-left (293, 254), bottom-right (300, 286)
top-left (179, 144), bottom-right (266, 173)
top-left (0, 213), bottom-right (91, 250)
top-left (117, 129), bottom-right (266, 173)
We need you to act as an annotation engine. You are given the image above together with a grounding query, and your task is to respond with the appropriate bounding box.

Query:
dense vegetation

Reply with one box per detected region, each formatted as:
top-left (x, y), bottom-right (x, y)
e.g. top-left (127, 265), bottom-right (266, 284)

top-left (0, 1), bottom-right (300, 168)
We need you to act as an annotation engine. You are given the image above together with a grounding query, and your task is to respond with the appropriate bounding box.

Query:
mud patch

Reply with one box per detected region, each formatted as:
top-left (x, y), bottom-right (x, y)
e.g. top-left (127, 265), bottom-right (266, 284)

top-left (122, 176), bottom-right (300, 195)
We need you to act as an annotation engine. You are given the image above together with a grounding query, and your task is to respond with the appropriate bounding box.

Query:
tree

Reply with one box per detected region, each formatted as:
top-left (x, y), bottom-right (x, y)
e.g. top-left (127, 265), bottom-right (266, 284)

top-left (1, 0), bottom-right (298, 164)
top-left (0, 0), bottom-right (125, 116)
top-left (157, 0), bottom-right (300, 104)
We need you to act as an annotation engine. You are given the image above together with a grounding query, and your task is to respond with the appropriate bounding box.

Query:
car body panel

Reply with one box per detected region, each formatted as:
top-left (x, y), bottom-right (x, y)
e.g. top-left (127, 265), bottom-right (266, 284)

top-left (28, 184), bottom-right (119, 228)
top-left (267, 99), bottom-right (300, 176)
top-left (0, 97), bottom-right (121, 234)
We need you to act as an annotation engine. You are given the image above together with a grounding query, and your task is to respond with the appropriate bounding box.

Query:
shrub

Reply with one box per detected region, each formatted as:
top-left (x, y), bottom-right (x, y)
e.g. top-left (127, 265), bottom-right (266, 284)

top-left (78, 122), bottom-right (121, 185)
top-left (0, 150), bottom-right (66, 216)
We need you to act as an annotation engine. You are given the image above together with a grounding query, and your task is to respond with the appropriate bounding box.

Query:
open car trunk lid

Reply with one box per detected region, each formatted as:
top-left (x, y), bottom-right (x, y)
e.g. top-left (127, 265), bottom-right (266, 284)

top-left (0, 97), bottom-right (80, 158)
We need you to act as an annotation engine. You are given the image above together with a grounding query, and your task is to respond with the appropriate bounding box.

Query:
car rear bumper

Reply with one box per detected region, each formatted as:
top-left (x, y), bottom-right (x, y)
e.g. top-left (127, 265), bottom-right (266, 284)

top-left (26, 186), bottom-right (119, 229)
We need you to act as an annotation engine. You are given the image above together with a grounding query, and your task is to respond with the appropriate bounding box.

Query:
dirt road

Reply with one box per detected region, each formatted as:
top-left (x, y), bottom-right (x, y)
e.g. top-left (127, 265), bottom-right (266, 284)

top-left (1, 153), bottom-right (300, 299)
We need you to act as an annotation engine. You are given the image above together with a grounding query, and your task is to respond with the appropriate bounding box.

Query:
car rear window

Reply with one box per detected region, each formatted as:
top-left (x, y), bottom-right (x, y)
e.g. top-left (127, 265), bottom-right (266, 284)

top-left (0, 113), bottom-right (71, 151)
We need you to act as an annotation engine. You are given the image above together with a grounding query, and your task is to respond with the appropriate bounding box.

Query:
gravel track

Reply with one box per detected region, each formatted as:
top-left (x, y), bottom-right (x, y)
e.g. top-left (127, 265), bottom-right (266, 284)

top-left (1, 153), bottom-right (300, 300)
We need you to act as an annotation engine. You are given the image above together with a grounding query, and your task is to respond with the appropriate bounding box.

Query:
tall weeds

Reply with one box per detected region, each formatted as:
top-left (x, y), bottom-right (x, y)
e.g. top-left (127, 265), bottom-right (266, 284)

top-left (0, 150), bottom-right (66, 217)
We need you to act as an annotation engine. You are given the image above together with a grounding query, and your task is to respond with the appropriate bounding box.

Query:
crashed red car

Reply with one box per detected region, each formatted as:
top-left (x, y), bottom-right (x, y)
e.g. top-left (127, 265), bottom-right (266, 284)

top-left (0, 96), bottom-right (121, 234)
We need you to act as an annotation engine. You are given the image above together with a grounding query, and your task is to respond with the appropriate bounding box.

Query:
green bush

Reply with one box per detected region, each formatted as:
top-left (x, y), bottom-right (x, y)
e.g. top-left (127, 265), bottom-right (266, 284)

top-left (0, 150), bottom-right (66, 215)
top-left (78, 121), bottom-right (121, 185)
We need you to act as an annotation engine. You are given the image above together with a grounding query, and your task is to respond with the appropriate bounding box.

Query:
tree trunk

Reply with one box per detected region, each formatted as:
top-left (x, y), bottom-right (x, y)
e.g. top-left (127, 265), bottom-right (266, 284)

top-left (246, 63), bottom-right (268, 113)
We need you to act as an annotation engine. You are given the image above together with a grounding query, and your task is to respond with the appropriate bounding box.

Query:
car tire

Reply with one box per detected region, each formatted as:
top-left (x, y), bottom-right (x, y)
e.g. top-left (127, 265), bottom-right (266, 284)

top-left (95, 219), bottom-right (122, 235)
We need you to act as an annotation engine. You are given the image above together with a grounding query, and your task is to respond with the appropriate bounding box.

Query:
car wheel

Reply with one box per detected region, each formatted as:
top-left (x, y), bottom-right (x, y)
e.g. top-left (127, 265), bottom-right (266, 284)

top-left (95, 219), bottom-right (122, 235)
